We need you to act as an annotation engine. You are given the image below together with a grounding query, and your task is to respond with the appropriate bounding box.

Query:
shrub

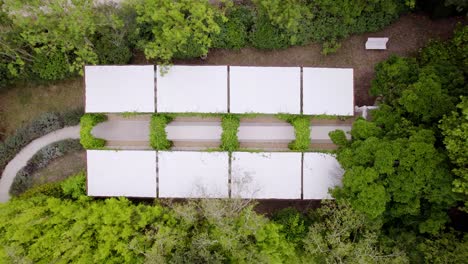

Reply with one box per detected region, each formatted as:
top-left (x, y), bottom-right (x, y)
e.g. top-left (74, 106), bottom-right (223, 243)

top-left (272, 208), bottom-right (308, 246)
top-left (61, 107), bottom-right (84, 126)
top-left (321, 40), bottom-right (342, 55)
top-left (329, 129), bottom-right (349, 148)
top-left (249, 13), bottom-right (289, 50)
top-left (95, 33), bottom-right (132, 64)
top-left (213, 6), bottom-right (253, 50)
top-left (19, 181), bottom-right (63, 200)
top-left (32, 51), bottom-right (70, 81)
top-left (0, 110), bottom-right (81, 175)
top-left (150, 114), bottom-right (173, 150)
top-left (61, 172), bottom-right (87, 199)
top-left (79, 113), bottom-right (107, 149)
top-left (0, 58), bottom-right (15, 90)
top-left (10, 139), bottom-right (83, 196)
top-left (220, 114), bottom-right (240, 151)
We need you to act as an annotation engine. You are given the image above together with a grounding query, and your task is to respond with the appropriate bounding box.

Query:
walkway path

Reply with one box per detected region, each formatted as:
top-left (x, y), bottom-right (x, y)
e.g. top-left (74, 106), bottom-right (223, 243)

top-left (0, 126), bottom-right (80, 202)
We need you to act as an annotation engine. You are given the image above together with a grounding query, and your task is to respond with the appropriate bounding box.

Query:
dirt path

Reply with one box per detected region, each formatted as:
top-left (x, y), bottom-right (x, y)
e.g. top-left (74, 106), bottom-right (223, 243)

top-left (0, 126), bottom-right (80, 202)
top-left (167, 13), bottom-right (463, 106)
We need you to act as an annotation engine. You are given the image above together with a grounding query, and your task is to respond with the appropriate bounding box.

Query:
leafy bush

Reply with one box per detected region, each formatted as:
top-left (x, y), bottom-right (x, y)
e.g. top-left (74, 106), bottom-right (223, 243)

top-left (32, 51), bottom-right (70, 80)
top-left (321, 39), bottom-right (341, 55)
top-left (0, 110), bottom-right (82, 176)
top-left (249, 14), bottom-right (289, 50)
top-left (79, 113), bottom-right (107, 149)
top-left (19, 181), bottom-right (63, 200)
top-left (61, 172), bottom-right (87, 199)
top-left (10, 139), bottom-right (83, 196)
top-left (272, 208), bottom-right (308, 246)
top-left (329, 129), bottom-right (349, 148)
top-left (61, 107), bottom-right (85, 126)
top-left (220, 114), bottom-right (240, 151)
top-left (0, 58), bottom-right (15, 90)
top-left (150, 114), bottom-right (173, 150)
top-left (213, 6), bottom-right (253, 50)
top-left (135, 0), bottom-right (221, 63)
top-left (95, 33), bottom-right (132, 64)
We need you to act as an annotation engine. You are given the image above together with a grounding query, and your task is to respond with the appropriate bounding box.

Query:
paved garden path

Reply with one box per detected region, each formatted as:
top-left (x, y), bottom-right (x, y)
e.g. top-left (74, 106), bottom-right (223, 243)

top-left (0, 126), bottom-right (80, 203)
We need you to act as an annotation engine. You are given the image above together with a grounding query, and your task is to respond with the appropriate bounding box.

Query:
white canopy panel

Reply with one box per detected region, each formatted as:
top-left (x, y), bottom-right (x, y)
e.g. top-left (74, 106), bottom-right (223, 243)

top-left (157, 65), bottom-right (228, 113)
top-left (158, 151), bottom-right (229, 198)
top-left (231, 152), bottom-right (301, 199)
top-left (230, 66), bottom-right (301, 114)
top-left (85, 65), bottom-right (155, 113)
top-left (87, 150), bottom-right (156, 197)
top-left (303, 153), bottom-right (343, 199)
top-left (303, 68), bottom-right (354, 116)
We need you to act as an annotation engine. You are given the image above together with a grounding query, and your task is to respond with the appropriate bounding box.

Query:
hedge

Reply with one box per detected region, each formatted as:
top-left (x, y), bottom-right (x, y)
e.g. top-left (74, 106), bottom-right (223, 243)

top-left (277, 114), bottom-right (311, 151)
top-left (220, 115), bottom-right (240, 151)
top-left (79, 113), bottom-right (107, 149)
top-left (150, 114), bottom-right (173, 150)
top-left (0, 109), bottom-right (83, 178)
top-left (10, 139), bottom-right (83, 196)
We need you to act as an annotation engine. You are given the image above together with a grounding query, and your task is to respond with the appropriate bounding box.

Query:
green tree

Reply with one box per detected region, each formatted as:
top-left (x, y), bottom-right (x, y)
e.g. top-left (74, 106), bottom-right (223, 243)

top-left (134, 0), bottom-right (221, 63)
top-left (440, 97), bottom-right (468, 210)
top-left (332, 123), bottom-right (459, 234)
top-left (303, 201), bottom-right (407, 263)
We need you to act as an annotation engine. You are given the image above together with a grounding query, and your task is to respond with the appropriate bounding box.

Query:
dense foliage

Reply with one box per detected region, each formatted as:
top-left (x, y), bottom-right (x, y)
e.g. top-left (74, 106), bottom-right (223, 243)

top-left (330, 25), bottom-right (467, 234)
top-left (149, 114), bottom-right (173, 150)
top-left (11, 139), bottom-right (83, 196)
top-left (220, 114), bottom-right (240, 151)
top-left (79, 113), bottom-right (107, 149)
top-left (0, 0), bottom-right (132, 83)
top-left (134, 0), bottom-right (221, 63)
top-left (0, 109), bottom-right (83, 176)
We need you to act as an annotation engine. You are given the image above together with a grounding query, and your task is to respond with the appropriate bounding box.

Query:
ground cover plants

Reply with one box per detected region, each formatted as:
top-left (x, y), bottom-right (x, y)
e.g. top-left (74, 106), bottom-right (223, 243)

top-left (277, 114), bottom-right (311, 151)
top-left (149, 114), bottom-right (173, 150)
top-left (79, 113), bottom-right (107, 149)
top-left (220, 114), bottom-right (240, 151)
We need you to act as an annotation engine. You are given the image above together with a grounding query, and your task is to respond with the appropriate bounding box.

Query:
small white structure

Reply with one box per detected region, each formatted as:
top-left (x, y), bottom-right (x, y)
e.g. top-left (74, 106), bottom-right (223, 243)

top-left (230, 66), bottom-right (301, 114)
top-left (303, 68), bottom-right (354, 116)
top-left (365, 37), bottom-right (389, 50)
top-left (85, 65), bottom-right (155, 113)
top-left (303, 153), bottom-right (343, 199)
top-left (87, 150), bottom-right (157, 198)
top-left (158, 151), bottom-right (229, 198)
top-left (157, 65), bottom-right (228, 113)
top-left (231, 152), bottom-right (302, 199)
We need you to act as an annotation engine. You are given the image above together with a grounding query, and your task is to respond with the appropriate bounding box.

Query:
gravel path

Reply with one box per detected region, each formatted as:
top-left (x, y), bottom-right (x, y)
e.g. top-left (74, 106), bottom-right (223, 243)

top-left (0, 126), bottom-right (80, 202)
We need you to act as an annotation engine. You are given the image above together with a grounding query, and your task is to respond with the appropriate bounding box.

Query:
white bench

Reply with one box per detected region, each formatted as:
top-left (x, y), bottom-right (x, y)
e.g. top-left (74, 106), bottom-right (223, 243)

top-left (365, 37), bottom-right (389, 50)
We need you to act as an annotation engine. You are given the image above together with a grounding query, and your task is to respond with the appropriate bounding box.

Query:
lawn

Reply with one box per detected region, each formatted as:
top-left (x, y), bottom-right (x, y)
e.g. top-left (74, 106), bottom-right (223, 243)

top-left (30, 150), bottom-right (86, 188)
top-left (0, 78), bottom-right (84, 140)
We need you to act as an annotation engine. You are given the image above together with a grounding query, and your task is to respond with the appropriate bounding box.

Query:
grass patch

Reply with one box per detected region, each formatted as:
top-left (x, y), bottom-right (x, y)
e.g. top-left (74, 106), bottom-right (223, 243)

top-left (150, 114), bottom-right (173, 150)
top-left (311, 114), bottom-right (354, 121)
top-left (220, 115), bottom-right (240, 151)
top-left (79, 114), bottom-right (107, 149)
top-left (0, 78), bottom-right (84, 138)
top-left (277, 114), bottom-right (311, 151)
